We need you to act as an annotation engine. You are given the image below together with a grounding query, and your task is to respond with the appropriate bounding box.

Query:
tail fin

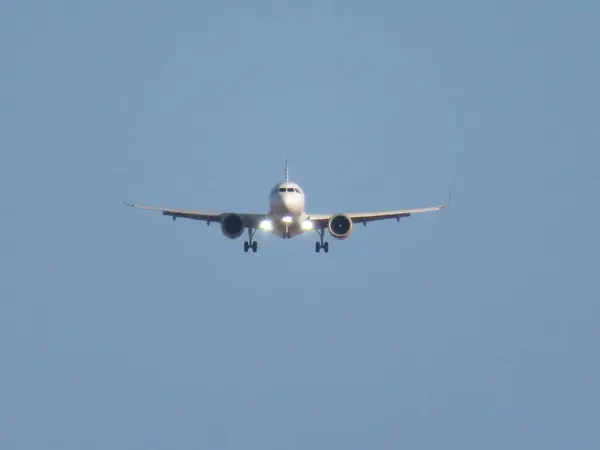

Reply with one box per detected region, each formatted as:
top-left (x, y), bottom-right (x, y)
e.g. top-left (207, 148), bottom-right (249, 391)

top-left (285, 157), bottom-right (289, 181)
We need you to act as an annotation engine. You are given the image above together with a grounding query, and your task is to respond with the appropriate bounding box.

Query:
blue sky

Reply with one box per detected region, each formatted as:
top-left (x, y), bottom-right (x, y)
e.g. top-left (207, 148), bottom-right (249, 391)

top-left (1, 1), bottom-right (598, 449)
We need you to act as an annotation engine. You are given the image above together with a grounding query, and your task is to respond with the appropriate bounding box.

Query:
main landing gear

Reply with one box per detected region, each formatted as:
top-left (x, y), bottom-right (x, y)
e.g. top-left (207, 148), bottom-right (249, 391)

top-left (315, 227), bottom-right (329, 253)
top-left (244, 228), bottom-right (258, 253)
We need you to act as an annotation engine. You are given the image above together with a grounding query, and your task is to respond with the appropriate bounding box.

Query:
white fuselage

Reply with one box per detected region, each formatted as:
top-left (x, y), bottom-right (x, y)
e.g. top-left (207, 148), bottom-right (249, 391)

top-left (264, 181), bottom-right (311, 238)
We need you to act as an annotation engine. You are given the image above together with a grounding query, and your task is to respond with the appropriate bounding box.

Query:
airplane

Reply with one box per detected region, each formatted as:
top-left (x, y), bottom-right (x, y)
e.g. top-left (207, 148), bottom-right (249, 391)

top-left (124, 159), bottom-right (449, 253)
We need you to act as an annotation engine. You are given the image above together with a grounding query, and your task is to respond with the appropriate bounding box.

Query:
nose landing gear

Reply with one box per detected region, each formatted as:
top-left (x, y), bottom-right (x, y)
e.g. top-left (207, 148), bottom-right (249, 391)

top-left (315, 227), bottom-right (329, 253)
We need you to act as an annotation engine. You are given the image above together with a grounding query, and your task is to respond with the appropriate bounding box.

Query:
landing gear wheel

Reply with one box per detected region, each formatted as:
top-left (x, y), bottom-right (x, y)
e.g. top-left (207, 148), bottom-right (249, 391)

top-left (244, 228), bottom-right (258, 253)
top-left (315, 227), bottom-right (328, 253)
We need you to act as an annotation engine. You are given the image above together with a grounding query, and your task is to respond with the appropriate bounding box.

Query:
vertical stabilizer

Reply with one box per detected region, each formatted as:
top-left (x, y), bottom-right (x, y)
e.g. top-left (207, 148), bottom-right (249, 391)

top-left (285, 157), bottom-right (289, 181)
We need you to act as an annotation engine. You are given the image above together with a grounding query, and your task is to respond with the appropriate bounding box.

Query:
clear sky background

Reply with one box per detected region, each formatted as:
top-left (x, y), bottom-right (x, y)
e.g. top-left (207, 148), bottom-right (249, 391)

top-left (1, 1), bottom-right (598, 449)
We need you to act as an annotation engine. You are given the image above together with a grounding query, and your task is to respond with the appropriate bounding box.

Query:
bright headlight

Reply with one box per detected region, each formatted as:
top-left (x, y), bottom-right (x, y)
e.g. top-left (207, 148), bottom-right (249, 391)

top-left (301, 220), bottom-right (313, 230)
top-left (282, 216), bottom-right (293, 224)
top-left (259, 219), bottom-right (273, 230)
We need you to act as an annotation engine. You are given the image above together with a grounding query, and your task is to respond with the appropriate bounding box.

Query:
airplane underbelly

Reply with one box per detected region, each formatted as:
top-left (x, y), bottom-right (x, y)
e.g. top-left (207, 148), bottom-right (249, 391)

top-left (271, 223), bottom-right (306, 239)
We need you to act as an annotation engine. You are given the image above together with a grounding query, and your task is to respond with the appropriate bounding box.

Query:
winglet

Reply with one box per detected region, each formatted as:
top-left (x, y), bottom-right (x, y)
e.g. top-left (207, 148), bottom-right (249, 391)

top-left (436, 188), bottom-right (452, 210)
top-left (443, 187), bottom-right (452, 208)
top-left (285, 157), bottom-right (289, 181)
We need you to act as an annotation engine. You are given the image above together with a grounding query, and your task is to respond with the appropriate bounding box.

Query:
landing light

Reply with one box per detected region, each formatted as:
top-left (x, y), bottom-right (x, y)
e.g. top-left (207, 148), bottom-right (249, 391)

top-left (282, 215), bottom-right (293, 224)
top-left (301, 220), bottom-right (314, 230)
top-left (259, 219), bottom-right (273, 230)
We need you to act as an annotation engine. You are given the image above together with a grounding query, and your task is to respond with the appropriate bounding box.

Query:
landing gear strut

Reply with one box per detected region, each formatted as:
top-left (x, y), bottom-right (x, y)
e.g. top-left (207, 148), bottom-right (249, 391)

top-left (244, 228), bottom-right (258, 253)
top-left (315, 227), bottom-right (329, 253)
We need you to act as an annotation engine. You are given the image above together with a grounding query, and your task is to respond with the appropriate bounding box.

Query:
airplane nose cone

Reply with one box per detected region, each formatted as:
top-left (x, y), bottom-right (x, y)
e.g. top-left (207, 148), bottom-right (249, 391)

top-left (282, 195), bottom-right (295, 209)
top-left (270, 190), bottom-right (304, 215)
top-left (282, 194), bottom-right (303, 214)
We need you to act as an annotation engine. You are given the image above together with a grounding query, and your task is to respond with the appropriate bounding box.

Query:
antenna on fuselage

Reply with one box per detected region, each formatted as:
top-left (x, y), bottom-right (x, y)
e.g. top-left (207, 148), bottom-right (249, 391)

top-left (285, 157), bottom-right (289, 181)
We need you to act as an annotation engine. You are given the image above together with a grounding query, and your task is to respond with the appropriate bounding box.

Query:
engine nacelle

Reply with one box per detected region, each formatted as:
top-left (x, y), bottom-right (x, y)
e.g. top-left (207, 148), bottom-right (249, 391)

top-left (328, 214), bottom-right (354, 240)
top-left (220, 213), bottom-right (245, 239)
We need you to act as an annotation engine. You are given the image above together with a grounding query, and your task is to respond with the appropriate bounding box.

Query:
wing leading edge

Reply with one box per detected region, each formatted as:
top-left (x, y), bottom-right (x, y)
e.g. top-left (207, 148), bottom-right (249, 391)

top-left (123, 201), bottom-right (266, 228)
top-left (308, 200), bottom-right (449, 226)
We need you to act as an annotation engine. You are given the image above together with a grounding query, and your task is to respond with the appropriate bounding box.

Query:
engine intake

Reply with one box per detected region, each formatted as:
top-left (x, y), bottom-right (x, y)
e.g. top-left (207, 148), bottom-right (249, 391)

top-left (220, 213), bottom-right (244, 239)
top-left (328, 214), bottom-right (353, 240)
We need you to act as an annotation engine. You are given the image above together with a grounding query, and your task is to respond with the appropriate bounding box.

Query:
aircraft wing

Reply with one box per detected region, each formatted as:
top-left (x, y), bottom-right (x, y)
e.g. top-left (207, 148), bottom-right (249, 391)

top-left (307, 202), bottom-right (448, 226)
top-left (123, 201), bottom-right (266, 228)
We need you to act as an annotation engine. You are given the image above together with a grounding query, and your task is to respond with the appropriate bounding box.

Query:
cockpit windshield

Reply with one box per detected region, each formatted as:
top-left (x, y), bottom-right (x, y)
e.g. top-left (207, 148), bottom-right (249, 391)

top-left (273, 185), bottom-right (301, 194)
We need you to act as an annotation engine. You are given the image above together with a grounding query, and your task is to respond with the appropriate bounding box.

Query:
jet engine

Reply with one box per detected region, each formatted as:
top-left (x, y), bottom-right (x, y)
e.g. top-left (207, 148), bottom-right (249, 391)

top-left (220, 213), bottom-right (245, 239)
top-left (328, 214), bottom-right (354, 240)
